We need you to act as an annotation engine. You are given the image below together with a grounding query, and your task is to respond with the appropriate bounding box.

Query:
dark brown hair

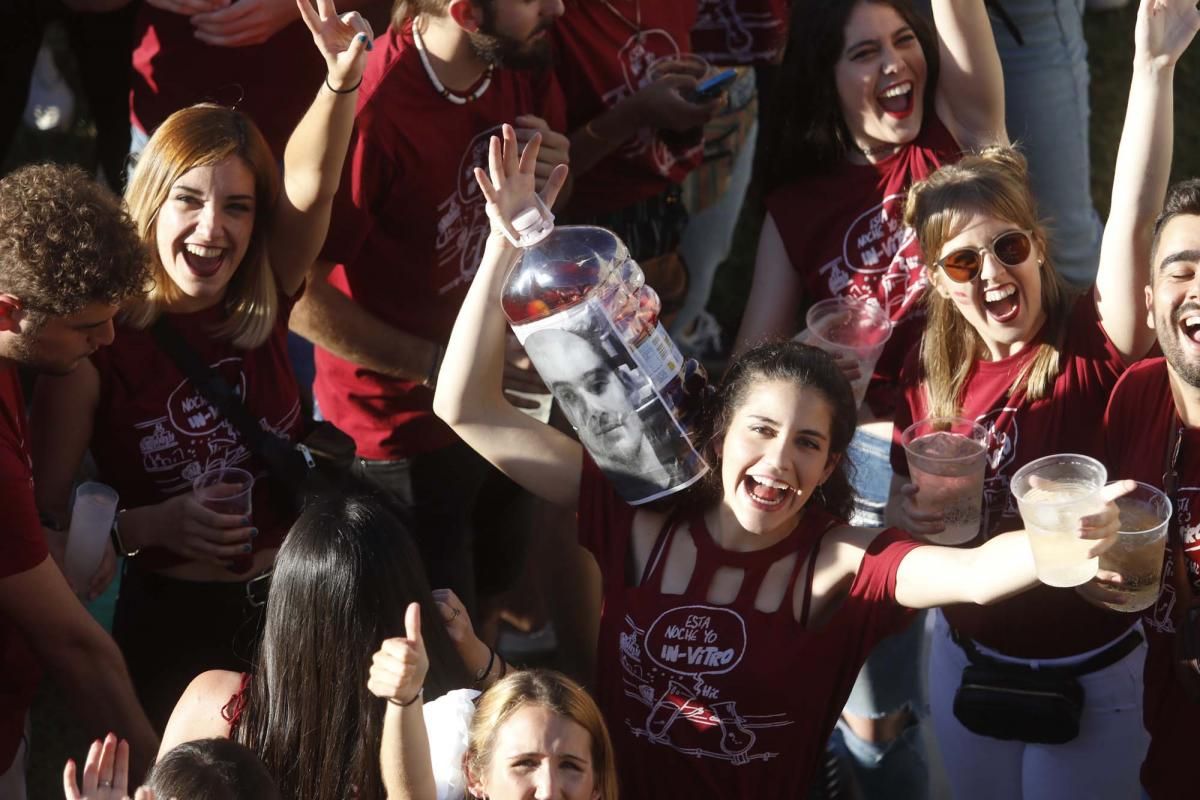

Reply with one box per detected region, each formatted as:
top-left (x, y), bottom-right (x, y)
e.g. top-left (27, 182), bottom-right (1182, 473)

top-left (1151, 178), bottom-right (1200, 270)
top-left (0, 163), bottom-right (148, 324)
top-left (146, 738), bottom-right (279, 799)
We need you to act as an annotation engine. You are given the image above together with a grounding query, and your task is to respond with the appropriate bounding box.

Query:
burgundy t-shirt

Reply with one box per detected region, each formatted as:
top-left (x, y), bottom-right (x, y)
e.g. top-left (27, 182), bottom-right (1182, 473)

top-left (89, 298), bottom-right (302, 571)
top-left (130, 6), bottom-right (326, 156)
top-left (0, 367), bottom-right (48, 767)
top-left (691, 0), bottom-right (790, 66)
top-left (1102, 358), bottom-right (1197, 799)
top-left (764, 114), bottom-right (959, 416)
top-left (579, 456), bottom-right (920, 797)
top-left (552, 0), bottom-right (703, 216)
top-left (315, 23), bottom-right (566, 461)
top-left (891, 293), bottom-right (1130, 657)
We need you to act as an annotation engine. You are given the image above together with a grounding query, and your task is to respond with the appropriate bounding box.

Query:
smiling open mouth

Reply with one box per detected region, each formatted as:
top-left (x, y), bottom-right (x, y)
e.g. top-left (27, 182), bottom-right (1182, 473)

top-left (744, 475), bottom-right (792, 509)
top-left (1179, 313), bottom-right (1200, 344)
top-left (182, 243), bottom-right (225, 278)
top-left (877, 81), bottom-right (914, 117)
top-left (983, 284), bottom-right (1020, 323)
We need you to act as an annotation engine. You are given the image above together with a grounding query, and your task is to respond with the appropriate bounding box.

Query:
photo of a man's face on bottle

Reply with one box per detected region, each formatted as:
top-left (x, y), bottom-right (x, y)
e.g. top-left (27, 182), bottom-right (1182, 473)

top-left (523, 309), bottom-right (703, 504)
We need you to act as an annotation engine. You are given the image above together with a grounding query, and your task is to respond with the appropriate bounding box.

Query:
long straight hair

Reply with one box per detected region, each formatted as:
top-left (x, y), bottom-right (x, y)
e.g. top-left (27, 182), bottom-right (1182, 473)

top-left (124, 104), bottom-right (280, 348)
top-left (904, 147), bottom-right (1077, 418)
top-left (234, 494), bottom-right (470, 800)
top-left (762, 0), bottom-right (938, 191)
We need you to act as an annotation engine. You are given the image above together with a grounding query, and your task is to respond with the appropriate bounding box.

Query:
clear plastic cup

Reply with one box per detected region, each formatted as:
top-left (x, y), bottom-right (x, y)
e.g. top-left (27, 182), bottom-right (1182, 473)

top-left (1076, 481), bottom-right (1170, 613)
top-left (646, 53), bottom-right (711, 84)
top-left (193, 466), bottom-right (254, 516)
top-left (1011, 454), bottom-right (1107, 587)
top-left (902, 416), bottom-right (988, 545)
top-left (804, 298), bottom-right (893, 408)
top-left (65, 481), bottom-right (119, 593)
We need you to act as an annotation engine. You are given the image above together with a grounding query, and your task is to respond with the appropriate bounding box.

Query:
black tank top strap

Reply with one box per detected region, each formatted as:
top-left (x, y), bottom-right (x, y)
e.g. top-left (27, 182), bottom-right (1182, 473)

top-left (639, 507), bottom-right (686, 587)
top-left (795, 515), bottom-right (842, 629)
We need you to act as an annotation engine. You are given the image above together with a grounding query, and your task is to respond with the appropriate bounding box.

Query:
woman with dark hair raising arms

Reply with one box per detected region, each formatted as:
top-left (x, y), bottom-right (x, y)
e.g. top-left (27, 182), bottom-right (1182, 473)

top-left (431, 126), bottom-right (1124, 799)
top-left (889, 1), bottom-right (1199, 796)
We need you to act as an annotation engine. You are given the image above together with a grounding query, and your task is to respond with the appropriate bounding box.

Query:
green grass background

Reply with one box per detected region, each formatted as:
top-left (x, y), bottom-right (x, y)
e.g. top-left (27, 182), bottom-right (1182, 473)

top-left (7, 2), bottom-right (1198, 796)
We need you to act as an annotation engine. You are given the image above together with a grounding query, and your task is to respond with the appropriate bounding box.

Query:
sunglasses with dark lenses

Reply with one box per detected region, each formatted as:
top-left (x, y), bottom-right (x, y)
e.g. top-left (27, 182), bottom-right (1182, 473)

top-left (935, 230), bottom-right (1033, 284)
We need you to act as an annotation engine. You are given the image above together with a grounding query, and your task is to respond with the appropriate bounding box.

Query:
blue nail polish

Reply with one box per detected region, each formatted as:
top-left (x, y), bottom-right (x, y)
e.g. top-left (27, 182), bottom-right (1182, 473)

top-left (243, 543), bottom-right (252, 553)
top-left (250, 527), bottom-right (259, 538)
top-left (241, 516), bottom-right (252, 525)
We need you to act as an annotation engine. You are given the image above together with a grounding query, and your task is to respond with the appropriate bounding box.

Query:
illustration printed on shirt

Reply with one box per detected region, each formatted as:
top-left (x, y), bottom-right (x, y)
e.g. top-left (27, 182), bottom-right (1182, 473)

top-left (601, 30), bottom-right (703, 177)
top-left (694, 0), bottom-right (785, 63)
top-left (819, 194), bottom-right (928, 322)
top-left (618, 604), bottom-right (793, 764)
top-left (135, 357), bottom-right (301, 493)
top-left (975, 405), bottom-right (1020, 531)
top-left (435, 125), bottom-right (500, 296)
top-left (1148, 484), bottom-right (1200, 634)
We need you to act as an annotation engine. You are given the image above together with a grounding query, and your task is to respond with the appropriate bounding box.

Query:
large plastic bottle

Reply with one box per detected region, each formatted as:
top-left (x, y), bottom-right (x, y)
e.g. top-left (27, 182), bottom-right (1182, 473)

top-left (501, 214), bottom-right (708, 504)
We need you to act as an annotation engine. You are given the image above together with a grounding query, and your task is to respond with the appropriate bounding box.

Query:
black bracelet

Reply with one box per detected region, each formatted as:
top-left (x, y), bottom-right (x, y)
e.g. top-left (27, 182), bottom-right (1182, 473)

top-left (388, 687), bottom-right (423, 707)
top-left (498, 653), bottom-right (508, 680)
top-left (325, 74), bottom-right (363, 94)
top-left (474, 645), bottom-right (497, 684)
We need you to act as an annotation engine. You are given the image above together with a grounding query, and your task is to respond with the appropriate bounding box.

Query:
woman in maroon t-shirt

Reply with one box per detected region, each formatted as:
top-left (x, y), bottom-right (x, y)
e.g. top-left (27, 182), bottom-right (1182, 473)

top-left (736, 0), bottom-right (1009, 785)
top-left (30, 0), bottom-right (374, 731)
top-left (889, 4), bottom-right (1197, 793)
top-left (429, 129), bottom-right (1122, 798)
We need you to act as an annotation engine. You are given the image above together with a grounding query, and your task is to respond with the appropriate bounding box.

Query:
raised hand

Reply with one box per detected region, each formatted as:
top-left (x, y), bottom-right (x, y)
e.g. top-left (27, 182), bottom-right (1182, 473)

top-left (1136, 0), bottom-right (1200, 68)
top-left (63, 734), bottom-right (134, 800)
top-left (474, 124), bottom-right (569, 243)
top-left (368, 602), bottom-right (428, 707)
top-left (190, 0), bottom-right (298, 46)
top-left (294, 0), bottom-right (373, 90)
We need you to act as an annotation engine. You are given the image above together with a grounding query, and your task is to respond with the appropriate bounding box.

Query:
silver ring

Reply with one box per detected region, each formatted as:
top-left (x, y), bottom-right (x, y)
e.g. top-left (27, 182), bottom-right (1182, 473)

top-left (450, 607), bottom-right (461, 621)
top-left (100, 780), bottom-right (113, 788)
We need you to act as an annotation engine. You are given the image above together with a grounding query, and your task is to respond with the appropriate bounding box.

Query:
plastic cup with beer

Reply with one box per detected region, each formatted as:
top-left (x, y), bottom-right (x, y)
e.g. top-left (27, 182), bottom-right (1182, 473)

top-left (193, 466), bottom-right (254, 516)
top-left (804, 298), bottom-right (893, 408)
top-left (901, 416), bottom-right (988, 545)
top-left (1075, 481), bottom-right (1170, 612)
top-left (64, 481), bottom-right (119, 593)
top-left (1010, 454), bottom-right (1107, 587)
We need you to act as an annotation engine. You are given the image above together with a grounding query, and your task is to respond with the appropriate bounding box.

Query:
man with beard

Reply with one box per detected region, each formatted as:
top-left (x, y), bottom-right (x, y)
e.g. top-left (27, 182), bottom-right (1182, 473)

top-left (0, 164), bottom-right (156, 796)
top-left (289, 0), bottom-right (567, 609)
top-left (1102, 179), bottom-right (1200, 799)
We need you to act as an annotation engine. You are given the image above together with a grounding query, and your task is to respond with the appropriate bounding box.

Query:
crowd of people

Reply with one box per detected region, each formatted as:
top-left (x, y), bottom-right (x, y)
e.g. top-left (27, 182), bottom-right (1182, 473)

top-left (2, 0), bottom-right (1200, 798)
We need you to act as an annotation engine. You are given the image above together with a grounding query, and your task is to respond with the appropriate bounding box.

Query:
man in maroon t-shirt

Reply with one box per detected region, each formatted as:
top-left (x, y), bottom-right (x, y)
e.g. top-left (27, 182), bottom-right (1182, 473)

top-left (1104, 179), bottom-right (1200, 799)
top-left (288, 0), bottom-right (568, 606)
top-left (0, 164), bottom-right (156, 796)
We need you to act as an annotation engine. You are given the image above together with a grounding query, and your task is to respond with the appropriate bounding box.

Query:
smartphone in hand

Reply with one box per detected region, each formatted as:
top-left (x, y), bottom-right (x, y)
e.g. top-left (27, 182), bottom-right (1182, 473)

top-left (687, 69), bottom-right (737, 104)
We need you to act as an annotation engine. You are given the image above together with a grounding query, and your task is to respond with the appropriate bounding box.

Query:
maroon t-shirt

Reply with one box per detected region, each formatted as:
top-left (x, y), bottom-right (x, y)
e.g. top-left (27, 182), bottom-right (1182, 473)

top-left (891, 293), bottom-right (1130, 657)
top-left (579, 456), bottom-right (921, 797)
top-left (130, 6), bottom-right (327, 156)
top-left (1102, 358), bottom-right (1197, 799)
top-left (0, 367), bottom-right (48, 767)
top-left (764, 114), bottom-right (959, 416)
top-left (552, 0), bottom-right (703, 216)
top-left (691, 0), bottom-right (790, 66)
top-left (89, 298), bottom-right (302, 571)
top-left (315, 23), bottom-right (566, 461)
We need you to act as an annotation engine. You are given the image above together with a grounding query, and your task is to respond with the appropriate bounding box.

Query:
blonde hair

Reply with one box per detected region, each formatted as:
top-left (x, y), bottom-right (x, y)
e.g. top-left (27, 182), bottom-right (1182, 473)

top-left (466, 670), bottom-right (618, 800)
top-left (124, 104), bottom-right (280, 349)
top-left (904, 147), bottom-right (1077, 418)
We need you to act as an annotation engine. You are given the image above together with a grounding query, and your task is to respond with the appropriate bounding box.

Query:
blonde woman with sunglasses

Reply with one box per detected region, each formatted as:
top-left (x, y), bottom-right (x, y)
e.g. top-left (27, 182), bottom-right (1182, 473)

top-left (887, 1), bottom-right (1199, 796)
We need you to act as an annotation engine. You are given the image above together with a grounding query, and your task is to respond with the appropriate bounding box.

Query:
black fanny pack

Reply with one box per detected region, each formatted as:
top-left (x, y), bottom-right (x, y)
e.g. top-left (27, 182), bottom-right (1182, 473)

top-left (951, 627), bottom-right (1142, 745)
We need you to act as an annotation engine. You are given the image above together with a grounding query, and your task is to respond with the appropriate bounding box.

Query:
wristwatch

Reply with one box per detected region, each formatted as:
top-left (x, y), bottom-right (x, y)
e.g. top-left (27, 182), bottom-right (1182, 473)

top-left (110, 510), bottom-right (140, 558)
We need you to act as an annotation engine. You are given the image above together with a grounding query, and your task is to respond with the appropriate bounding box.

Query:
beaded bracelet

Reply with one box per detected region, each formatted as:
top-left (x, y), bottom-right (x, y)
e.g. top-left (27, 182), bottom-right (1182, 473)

top-left (325, 74), bottom-right (363, 94)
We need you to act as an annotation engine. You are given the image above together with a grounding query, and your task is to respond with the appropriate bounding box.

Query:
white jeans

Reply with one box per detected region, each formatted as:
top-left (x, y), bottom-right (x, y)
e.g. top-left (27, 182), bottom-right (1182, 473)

top-left (928, 611), bottom-right (1148, 800)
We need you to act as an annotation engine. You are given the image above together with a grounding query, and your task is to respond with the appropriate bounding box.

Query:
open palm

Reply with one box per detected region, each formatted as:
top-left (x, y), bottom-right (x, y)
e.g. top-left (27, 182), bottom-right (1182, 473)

top-left (1137, 0), bottom-right (1200, 67)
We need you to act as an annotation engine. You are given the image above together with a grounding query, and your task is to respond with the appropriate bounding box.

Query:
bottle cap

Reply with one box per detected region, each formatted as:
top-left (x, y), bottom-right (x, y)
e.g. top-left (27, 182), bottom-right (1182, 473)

top-left (513, 206), bottom-right (543, 233)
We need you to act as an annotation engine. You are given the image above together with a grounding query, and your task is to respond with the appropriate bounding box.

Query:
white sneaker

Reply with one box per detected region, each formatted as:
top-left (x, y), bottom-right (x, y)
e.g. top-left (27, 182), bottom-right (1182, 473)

top-left (23, 44), bottom-right (75, 133)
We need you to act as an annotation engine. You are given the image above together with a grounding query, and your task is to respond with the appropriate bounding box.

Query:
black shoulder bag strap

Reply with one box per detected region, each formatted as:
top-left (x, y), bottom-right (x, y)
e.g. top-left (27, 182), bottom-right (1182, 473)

top-left (149, 317), bottom-right (313, 488)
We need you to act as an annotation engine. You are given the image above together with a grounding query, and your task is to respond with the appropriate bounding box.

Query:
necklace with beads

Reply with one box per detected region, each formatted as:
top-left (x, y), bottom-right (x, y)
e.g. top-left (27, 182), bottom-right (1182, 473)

top-left (412, 22), bottom-right (494, 105)
top-left (598, 0), bottom-right (643, 41)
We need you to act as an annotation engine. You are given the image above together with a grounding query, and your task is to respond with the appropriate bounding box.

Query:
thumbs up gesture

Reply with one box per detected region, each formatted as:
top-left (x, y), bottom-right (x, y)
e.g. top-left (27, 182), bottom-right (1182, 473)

top-left (368, 602), bottom-right (428, 707)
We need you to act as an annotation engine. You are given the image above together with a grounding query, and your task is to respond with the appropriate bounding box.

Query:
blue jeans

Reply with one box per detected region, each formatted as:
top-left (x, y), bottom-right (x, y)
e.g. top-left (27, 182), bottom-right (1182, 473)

top-left (990, 0), bottom-right (1102, 286)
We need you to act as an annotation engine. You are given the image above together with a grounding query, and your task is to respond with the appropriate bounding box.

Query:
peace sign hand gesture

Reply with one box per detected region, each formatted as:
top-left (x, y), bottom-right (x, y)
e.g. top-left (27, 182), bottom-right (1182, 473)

top-left (368, 602), bottom-right (429, 707)
top-left (296, 0), bottom-right (373, 92)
